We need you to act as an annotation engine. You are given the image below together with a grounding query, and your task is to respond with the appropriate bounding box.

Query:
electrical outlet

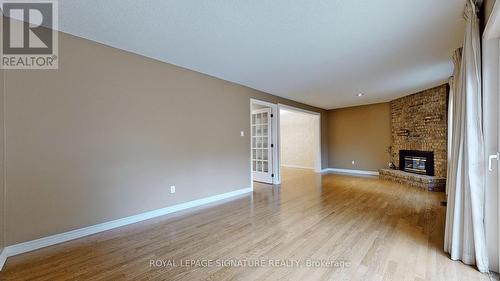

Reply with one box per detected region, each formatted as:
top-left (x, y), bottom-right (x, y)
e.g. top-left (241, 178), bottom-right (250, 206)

top-left (240, 131), bottom-right (245, 137)
top-left (352, 161), bottom-right (356, 166)
top-left (170, 186), bottom-right (176, 194)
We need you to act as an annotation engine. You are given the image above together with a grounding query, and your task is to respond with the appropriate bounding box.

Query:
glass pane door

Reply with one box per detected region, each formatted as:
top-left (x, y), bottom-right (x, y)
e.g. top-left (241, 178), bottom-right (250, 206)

top-left (251, 108), bottom-right (273, 183)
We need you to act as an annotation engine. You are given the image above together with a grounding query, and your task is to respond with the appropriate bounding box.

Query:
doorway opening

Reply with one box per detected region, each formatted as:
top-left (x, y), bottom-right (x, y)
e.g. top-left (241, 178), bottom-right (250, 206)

top-left (278, 105), bottom-right (321, 181)
top-left (249, 100), bottom-right (321, 187)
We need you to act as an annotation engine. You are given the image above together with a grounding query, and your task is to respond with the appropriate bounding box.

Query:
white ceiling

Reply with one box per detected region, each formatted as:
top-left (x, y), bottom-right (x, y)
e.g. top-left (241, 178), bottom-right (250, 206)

top-left (59, 0), bottom-right (466, 109)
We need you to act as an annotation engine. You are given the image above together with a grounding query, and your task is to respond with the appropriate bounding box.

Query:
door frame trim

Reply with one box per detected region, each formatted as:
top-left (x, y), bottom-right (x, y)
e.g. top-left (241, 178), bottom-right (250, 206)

top-left (250, 99), bottom-right (280, 185)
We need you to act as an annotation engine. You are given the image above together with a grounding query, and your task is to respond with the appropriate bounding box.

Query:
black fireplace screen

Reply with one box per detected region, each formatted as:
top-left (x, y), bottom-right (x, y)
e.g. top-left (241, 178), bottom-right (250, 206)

top-left (404, 156), bottom-right (427, 174)
top-left (399, 150), bottom-right (434, 176)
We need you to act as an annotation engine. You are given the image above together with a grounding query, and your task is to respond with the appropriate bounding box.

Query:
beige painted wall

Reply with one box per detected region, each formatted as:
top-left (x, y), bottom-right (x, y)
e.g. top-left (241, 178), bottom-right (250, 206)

top-left (327, 103), bottom-right (391, 171)
top-left (280, 110), bottom-right (317, 169)
top-left (3, 31), bottom-right (328, 246)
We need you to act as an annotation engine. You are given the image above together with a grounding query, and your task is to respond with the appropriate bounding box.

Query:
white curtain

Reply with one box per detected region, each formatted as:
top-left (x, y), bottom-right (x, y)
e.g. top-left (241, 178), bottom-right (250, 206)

top-left (446, 52), bottom-right (459, 195)
top-left (444, 0), bottom-right (489, 273)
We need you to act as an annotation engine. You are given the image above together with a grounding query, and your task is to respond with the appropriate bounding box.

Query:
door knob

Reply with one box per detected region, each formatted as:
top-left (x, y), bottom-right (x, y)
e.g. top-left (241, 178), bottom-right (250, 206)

top-left (488, 152), bottom-right (499, 172)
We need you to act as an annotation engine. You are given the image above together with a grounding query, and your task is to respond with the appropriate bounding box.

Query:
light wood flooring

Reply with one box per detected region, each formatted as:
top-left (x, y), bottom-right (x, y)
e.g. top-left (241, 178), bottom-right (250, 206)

top-left (0, 168), bottom-right (491, 280)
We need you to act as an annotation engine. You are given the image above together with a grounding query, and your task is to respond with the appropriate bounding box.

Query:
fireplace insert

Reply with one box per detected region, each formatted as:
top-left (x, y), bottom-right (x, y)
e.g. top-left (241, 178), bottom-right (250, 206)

top-left (399, 150), bottom-right (434, 176)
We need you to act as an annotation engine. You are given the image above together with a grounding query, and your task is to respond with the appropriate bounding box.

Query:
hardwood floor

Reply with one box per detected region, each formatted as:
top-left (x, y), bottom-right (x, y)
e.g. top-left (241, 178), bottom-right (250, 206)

top-left (0, 168), bottom-right (490, 281)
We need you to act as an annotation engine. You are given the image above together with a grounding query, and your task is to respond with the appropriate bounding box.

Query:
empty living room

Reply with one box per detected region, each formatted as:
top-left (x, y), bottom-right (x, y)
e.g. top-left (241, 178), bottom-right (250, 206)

top-left (0, 0), bottom-right (500, 280)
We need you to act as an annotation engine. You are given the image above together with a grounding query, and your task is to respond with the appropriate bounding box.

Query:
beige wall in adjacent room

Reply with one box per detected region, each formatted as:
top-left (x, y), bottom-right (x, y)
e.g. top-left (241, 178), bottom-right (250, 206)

top-left (3, 31), bottom-right (328, 246)
top-left (327, 103), bottom-right (391, 171)
top-left (280, 109), bottom-right (318, 169)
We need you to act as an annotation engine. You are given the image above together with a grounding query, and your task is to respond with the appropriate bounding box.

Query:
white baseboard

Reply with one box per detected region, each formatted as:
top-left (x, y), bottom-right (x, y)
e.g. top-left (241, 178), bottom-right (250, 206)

top-left (0, 187), bottom-right (252, 271)
top-left (321, 168), bottom-right (379, 176)
top-left (281, 164), bottom-right (315, 170)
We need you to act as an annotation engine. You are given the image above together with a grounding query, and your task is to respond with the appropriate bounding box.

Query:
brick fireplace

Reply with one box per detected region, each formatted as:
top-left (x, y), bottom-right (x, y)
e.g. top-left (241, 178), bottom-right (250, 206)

top-left (390, 84), bottom-right (448, 178)
top-left (380, 84), bottom-right (448, 191)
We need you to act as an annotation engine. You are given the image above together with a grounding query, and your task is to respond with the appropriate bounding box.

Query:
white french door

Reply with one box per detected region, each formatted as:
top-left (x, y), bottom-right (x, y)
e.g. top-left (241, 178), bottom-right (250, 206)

top-left (484, 35), bottom-right (500, 272)
top-left (251, 108), bottom-right (273, 183)
top-left (497, 39), bottom-right (500, 272)
top-left (483, 6), bottom-right (500, 271)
